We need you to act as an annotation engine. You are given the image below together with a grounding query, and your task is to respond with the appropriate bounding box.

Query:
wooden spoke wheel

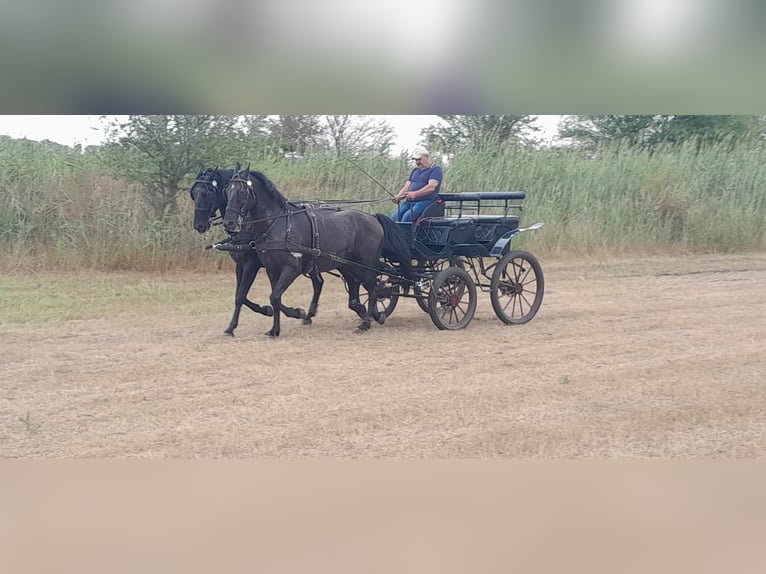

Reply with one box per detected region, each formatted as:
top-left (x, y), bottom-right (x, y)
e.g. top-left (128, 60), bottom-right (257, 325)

top-left (427, 266), bottom-right (477, 330)
top-left (415, 258), bottom-right (466, 313)
top-left (489, 250), bottom-right (544, 324)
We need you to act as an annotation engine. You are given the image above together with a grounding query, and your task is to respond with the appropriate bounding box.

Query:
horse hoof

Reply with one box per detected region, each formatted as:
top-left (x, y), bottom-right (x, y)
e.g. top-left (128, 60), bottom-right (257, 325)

top-left (351, 309), bottom-right (366, 320)
top-left (223, 331), bottom-right (234, 337)
top-left (356, 322), bottom-right (371, 333)
top-left (302, 317), bottom-right (313, 325)
top-left (265, 330), bottom-right (279, 337)
top-left (263, 306), bottom-right (274, 317)
top-left (375, 313), bottom-right (385, 326)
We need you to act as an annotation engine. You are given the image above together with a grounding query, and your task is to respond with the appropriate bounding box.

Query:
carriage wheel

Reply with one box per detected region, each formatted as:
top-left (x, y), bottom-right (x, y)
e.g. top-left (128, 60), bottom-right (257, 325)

top-left (360, 279), bottom-right (399, 318)
top-left (490, 250), bottom-right (544, 324)
top-left (414, 285), bottom-right (431, 313)
top-left (427, 267), bottom-right (477, 330)
top-left (415, 258), bottom-right (466, 313)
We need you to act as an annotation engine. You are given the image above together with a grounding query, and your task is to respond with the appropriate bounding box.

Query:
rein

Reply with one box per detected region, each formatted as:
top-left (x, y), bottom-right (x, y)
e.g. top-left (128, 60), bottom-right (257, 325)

top-left (292, 198), bottom-right (387, 206)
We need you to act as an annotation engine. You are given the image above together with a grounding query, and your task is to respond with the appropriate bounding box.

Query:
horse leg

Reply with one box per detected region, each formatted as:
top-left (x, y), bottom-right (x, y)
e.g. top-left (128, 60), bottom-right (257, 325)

top-left (372, 277), bottom-right (385, 325)
top-left (341, 270), bottom-right (366, 320)
top-left (304, 272), bottom-right (324, 325)
top-left (266, 267), bottom-right (305, 337)
top-left (357, 272), bottom-right (378, 332)
top-left (224, 257), bottom-right (271, 336)
top-left (263, 265), bottom-right (306, 326)
top-left (240, 257), bottom-right (273, 317)
top-left (223, 257), bottom-right (245, 336)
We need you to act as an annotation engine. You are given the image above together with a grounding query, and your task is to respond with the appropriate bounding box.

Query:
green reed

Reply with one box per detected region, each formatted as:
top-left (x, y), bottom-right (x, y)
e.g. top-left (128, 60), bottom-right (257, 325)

top-left (2, 137), bottom-right (764, 271)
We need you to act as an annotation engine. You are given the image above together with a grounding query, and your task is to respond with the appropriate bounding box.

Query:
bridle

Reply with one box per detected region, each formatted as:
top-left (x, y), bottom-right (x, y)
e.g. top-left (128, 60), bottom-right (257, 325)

top-left (223, 174), bottom-right (258, 229)
top-left (191, 173), bottom-right (225, 226)
top-left (224, 173), bottom-right (303, 230)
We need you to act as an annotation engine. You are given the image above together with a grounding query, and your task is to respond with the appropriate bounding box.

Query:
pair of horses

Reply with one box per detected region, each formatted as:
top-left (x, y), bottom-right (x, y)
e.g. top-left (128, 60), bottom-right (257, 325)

top-left (190, 165), bottom-right (325, 336)
top-left (190, 166), bottom-right (407, 337)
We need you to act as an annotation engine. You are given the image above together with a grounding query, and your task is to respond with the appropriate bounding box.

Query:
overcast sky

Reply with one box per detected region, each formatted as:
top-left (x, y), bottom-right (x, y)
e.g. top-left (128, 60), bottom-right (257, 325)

top-left (0, 115), bottom-right (561, 152)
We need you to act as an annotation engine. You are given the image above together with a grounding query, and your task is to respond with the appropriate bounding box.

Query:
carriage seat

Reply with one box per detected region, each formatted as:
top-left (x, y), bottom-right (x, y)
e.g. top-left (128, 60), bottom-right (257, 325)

top-left (414, 198), bottom-right (445, 221)
top-left (414, 214), bottom-right (520, 247)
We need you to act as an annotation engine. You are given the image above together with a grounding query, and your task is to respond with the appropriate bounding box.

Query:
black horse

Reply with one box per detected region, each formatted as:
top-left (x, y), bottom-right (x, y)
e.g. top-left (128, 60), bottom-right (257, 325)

top-left (222, 169), bottom-right (389, 336)
top-left (189, 165), bottom-right (324, 335)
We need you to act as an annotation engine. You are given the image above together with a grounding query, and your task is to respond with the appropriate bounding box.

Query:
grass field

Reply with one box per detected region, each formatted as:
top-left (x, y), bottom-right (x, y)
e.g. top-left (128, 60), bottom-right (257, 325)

top-left (2, 251), bottom-right (764, 458)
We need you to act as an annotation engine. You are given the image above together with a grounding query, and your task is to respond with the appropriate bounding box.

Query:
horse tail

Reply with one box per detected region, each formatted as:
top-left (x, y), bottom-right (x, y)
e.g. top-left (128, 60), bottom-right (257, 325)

top-left (374, 213), bottom-right (413, 275)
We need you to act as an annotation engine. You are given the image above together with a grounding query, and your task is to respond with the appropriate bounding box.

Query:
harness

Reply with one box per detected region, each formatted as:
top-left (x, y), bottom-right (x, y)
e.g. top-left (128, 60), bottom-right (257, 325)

top-left (192, 173), bottom-right (228, 226)
top-left (224, 173), bottom-right (391, 275)
top-left (220, 206), bottom-right (379, 273)
top-left (251, 207), bottom-right (348, 274)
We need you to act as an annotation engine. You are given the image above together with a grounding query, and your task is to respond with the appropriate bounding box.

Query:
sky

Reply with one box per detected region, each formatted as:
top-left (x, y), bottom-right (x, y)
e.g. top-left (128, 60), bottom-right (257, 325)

top-left (0, 115), bottom-right (561, 152)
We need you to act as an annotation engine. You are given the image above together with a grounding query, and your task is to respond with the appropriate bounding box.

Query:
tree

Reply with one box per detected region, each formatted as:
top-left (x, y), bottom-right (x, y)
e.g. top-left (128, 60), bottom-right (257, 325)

top-left (323, 115), bottom-right (394, 156)
top-left (559, 115), bottom-right (763, 150)
top-left (242, 115), bottom-right (272, 139)
top-left (648, 115), bottom-right (762, 147)
top-left (558, 115), bottom-right (657, 149)
top-left (100, 115), bottom-right (244, 218)
top-left (421, 115), bottom-right (539, 153)
top-left (269, 115), bottom-right (326, 155)
top-left (240, 115), bottom-right (282, 159)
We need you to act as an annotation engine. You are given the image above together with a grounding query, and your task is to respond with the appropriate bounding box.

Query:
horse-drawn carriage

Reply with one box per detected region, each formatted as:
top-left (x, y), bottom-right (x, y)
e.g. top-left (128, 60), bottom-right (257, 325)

top-left (366, 191), bottom-right (544, 330)
top-left (191, 166), bottom-right (544, 336)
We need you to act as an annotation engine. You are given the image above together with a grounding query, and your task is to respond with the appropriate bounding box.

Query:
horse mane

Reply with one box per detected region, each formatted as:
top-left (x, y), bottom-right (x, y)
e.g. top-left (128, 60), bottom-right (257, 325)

top-left (211, 167), bottom-right (235, 205)
top-left (247, 169), bottom-right (288, 209)
top-left (213, 167), bottom-right (234, 184)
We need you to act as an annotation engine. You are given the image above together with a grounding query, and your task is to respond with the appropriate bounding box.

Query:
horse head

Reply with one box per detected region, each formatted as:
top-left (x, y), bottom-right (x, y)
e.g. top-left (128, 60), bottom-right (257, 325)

top-left (222, 168), bottom-right (254, 233)
top-left (223, 168), bottom-right (289, 234)
top-left (189, 165), bottom-right (231, 233)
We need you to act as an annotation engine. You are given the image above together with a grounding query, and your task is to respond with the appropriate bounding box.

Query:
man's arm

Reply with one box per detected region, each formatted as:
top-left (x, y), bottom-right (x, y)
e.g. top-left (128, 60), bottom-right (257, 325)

top-left (394, 181), bottom-right (412, 201)
top-left (406, 178), bottom-right (440, 200)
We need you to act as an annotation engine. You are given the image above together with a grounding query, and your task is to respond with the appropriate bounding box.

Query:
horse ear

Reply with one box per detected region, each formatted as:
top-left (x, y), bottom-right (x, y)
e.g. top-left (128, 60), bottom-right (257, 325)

top-left (246, 162), bottom-right (250, 173)
top-left (235, 162), bottom-right (241, 172)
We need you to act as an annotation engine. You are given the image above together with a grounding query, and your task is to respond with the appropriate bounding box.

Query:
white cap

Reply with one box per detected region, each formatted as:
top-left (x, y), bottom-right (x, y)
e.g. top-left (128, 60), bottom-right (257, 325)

top-left (410, 146), bottom-right (429, 159)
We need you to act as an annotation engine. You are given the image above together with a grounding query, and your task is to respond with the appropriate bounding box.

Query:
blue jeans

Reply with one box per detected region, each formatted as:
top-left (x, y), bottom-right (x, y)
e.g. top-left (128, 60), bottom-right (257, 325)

top-left (390, 200), bottom-right (436, 223)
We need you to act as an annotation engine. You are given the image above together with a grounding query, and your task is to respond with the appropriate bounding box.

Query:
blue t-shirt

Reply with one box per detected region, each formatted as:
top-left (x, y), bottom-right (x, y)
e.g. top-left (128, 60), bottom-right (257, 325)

top-left (408, 164), bottom-right (442, 202)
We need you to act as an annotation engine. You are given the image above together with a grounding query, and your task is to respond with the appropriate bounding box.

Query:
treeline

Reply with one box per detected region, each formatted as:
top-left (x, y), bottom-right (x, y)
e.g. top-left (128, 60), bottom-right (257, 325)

top-left (1, 116), bottom-right (765, 271)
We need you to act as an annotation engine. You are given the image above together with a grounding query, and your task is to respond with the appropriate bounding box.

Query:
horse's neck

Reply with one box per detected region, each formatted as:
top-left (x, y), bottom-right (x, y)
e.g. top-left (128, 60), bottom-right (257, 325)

top-left (247, 190), bottom-right (286, 234)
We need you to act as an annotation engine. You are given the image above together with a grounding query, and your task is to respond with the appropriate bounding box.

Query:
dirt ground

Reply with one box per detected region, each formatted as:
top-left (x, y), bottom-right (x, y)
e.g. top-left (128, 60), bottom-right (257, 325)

top-left (1, 252), bottom-right (765, 458)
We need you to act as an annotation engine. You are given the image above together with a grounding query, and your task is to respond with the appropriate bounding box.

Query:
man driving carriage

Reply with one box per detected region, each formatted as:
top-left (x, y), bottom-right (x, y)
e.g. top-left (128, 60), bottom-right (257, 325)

top-left (390, 146), bottom-right (443, 223)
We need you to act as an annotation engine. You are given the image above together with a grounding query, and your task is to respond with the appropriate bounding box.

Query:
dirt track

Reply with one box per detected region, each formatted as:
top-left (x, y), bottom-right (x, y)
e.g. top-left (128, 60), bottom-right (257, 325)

top-left (1, 252), bottom-right (765, 458)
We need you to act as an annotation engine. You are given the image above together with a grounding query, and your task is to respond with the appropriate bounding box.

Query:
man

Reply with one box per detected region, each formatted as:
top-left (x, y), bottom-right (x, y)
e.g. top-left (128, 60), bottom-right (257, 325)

top-left (390, 146), bottom-right (443, 222)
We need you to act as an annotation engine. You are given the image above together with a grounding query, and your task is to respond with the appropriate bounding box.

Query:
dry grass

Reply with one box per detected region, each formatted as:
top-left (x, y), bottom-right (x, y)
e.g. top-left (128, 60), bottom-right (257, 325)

top-left (1, 252), bottom-right (765, 458)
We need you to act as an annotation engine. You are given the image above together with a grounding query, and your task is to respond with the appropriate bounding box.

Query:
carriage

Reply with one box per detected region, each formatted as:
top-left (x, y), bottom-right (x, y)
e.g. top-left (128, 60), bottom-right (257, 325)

top-left (197, 166), bottom-right (544, 336)
top-left (364, 191), bottom-right (545, 330)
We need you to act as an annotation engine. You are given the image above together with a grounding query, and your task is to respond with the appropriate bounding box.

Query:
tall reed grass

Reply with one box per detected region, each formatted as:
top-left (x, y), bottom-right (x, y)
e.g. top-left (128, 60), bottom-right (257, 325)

top-left (1, 137), bottom-right (764, 271)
